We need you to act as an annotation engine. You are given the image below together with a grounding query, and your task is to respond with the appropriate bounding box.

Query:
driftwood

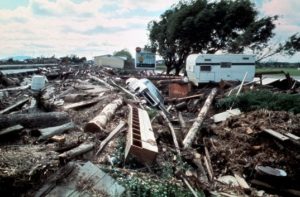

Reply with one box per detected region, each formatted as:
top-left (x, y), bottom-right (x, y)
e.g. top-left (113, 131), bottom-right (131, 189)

top-left (38, 122), bottom-right (75, 141)
top-left (0, 98), bottom-right (29, 114)
top-left (84, 98), bottom-right (123, 133)
top-left (63, 96), bottom-right (107, 110)
top-left (183, 88), bottom-right (217, 149)
top-left (59, 142), bottom-right (95, 161)
top-left (0, 125), bottom-right (24, 136)
top-left (96, 121), bottom-right (127, 155)
top-left (0, 112), bottom-right (70, 130)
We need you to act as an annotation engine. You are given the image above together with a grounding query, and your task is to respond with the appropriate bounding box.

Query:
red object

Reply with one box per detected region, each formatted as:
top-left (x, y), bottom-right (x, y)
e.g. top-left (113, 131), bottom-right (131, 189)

top-left (168, 83), bottom-right (191, 98)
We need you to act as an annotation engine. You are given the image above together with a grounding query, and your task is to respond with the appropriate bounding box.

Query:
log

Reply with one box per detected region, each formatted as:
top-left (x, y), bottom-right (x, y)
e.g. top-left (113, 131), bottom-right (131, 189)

top-left (84, 98), bottom-right (123, 132)
top-left (95, 121), bottom-right (127, 155)
top-left (183, 88), bottom-right (217, 148)
top-left (0, 98), bottom-right (29, 114)
top-left (0, 112), bottom-right (70, 130)
top-left (38, 122), bottom-right (75, 141)
top-left (59, 142), bottom-right (95, 161)
top-left (0, 125), bottom-right (24, 136)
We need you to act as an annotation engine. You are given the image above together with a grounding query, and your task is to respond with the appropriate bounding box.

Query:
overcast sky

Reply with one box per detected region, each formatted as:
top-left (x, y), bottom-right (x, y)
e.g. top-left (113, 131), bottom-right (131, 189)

top-left (0, 0), bottom-right (299, 62)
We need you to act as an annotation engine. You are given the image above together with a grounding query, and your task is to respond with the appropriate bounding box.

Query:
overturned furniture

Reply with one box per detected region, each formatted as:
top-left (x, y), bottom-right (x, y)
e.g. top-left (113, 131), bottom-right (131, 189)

top-left (125, 105), bottom-right (158, 164)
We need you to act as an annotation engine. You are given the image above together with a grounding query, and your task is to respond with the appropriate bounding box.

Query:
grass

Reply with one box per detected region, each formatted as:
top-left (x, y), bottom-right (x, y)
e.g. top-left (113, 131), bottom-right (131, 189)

top-left (256, 67), bottom-right (300, 76)
top-left (216, 90), bottom-right (300, 114)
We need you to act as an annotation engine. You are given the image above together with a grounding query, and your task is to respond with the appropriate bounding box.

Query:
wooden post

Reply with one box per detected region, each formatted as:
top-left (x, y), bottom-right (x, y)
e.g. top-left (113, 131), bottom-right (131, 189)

top-left (84, 98), bottom-right (123, 132)
top-left (183, 88), bottom-right (217, 149)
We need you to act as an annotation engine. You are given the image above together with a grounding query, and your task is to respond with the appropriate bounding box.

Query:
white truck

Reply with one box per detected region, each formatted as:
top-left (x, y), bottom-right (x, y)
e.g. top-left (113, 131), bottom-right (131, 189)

top-left (186, 54), bottom-right (256, 84)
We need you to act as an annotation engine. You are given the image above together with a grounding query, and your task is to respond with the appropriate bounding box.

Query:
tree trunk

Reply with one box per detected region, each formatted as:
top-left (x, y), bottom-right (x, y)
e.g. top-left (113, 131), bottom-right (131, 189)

top-left (0, 112), bottom-right (70, 130)
top-left (183, 88), bottom-right (217, 149)
top-left (84, 98), bottom-right (123, 133)
top-left (38, 122), bottom-right (75, 141)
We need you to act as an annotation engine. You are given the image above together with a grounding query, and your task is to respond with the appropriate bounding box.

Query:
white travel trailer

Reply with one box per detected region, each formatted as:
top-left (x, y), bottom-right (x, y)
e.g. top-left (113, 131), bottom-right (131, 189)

top-left (186, 54), bottom-right (255, 84)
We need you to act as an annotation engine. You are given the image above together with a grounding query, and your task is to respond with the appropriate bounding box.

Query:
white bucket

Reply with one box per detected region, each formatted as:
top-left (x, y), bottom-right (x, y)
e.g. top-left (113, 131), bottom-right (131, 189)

top-left (31, 75), bottom-right (45, 91)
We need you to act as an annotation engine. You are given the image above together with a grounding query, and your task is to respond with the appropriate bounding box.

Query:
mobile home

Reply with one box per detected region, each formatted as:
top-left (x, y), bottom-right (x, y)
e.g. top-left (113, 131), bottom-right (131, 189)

top-left (186, 54), bottom-right (255, 84)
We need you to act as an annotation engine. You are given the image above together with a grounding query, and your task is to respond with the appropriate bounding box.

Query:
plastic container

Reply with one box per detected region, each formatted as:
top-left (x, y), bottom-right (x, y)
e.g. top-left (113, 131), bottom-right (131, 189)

top-left (31, 75), bottom-right (45, 91)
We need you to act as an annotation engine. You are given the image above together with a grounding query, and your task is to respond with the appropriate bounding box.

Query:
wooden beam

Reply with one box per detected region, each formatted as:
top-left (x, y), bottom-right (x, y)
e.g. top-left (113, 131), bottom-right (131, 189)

top-left (263, 129), bottom-right (289, 141)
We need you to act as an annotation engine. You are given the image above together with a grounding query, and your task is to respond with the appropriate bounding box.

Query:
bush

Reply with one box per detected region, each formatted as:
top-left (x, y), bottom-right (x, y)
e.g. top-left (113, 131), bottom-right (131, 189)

top-left (216, 90), bottom-right (300, 114)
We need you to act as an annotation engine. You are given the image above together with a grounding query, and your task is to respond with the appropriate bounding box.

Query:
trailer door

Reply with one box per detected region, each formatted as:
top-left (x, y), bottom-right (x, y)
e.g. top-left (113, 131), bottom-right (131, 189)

top-left (199, 65), bottom-right (215, 82)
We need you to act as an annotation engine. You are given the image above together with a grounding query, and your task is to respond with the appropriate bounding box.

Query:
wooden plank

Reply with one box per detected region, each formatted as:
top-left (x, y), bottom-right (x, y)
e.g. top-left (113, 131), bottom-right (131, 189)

top-left (263, 129), bottom-right (289, 141)
top-left (285, 133), bottom-right (300, 140)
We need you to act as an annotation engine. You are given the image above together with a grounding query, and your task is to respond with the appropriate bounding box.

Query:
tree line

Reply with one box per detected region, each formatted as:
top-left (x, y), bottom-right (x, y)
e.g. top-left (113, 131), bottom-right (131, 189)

top-left (147, 0), bottom-right (300, 74)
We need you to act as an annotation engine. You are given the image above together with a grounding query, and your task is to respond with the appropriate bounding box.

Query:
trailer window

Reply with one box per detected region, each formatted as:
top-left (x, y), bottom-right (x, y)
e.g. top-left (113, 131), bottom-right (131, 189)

top-left (243, 57), bottom-right (249, 60)
top-left (200, 66), bottom-right (211, 71)
top-left (204, 59), bottom-right (211, 61)
top-left (221, 62), bottom-right (231, 68)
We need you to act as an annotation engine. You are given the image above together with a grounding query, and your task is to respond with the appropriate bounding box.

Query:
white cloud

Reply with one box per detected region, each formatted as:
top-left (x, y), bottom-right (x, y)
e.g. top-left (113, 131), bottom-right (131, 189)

top-left (0, 0), bottom-right (172, 59)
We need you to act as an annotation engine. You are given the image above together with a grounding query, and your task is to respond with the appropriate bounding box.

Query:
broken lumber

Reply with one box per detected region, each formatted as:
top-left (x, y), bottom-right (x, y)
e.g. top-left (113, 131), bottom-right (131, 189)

top-left (0, 125), bottom-right (24, 136)
top-left (0, 98), bottom-right (29, 114)
top-left (178, 112), bottom-right (187, 130)
top-left (96, 120), bottom-right (127, 155)
top-left (63, 96), bottom-right (106, 110)
top-left (84, 98), bottom-right (123, 133)
top-left (59, 142), bottom-right (95, 161)
top-left (38, 122), bottom-right (75, 141)
top-left (183, 88), bottom-right (217, 148)
top-left (0, 112), bottom-right (70, 130)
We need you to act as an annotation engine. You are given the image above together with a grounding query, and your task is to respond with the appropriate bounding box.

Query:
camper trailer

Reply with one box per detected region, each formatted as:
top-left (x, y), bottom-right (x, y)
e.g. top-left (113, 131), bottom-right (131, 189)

top-left (186, 54), bottom-right (255, 84)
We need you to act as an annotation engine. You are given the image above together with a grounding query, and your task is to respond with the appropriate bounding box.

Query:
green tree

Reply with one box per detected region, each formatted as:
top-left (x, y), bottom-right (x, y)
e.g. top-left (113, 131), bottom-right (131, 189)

top-left (148, 0), bottom-right (297, 75)
top-left (113, 49), bottom-right (132, 60)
